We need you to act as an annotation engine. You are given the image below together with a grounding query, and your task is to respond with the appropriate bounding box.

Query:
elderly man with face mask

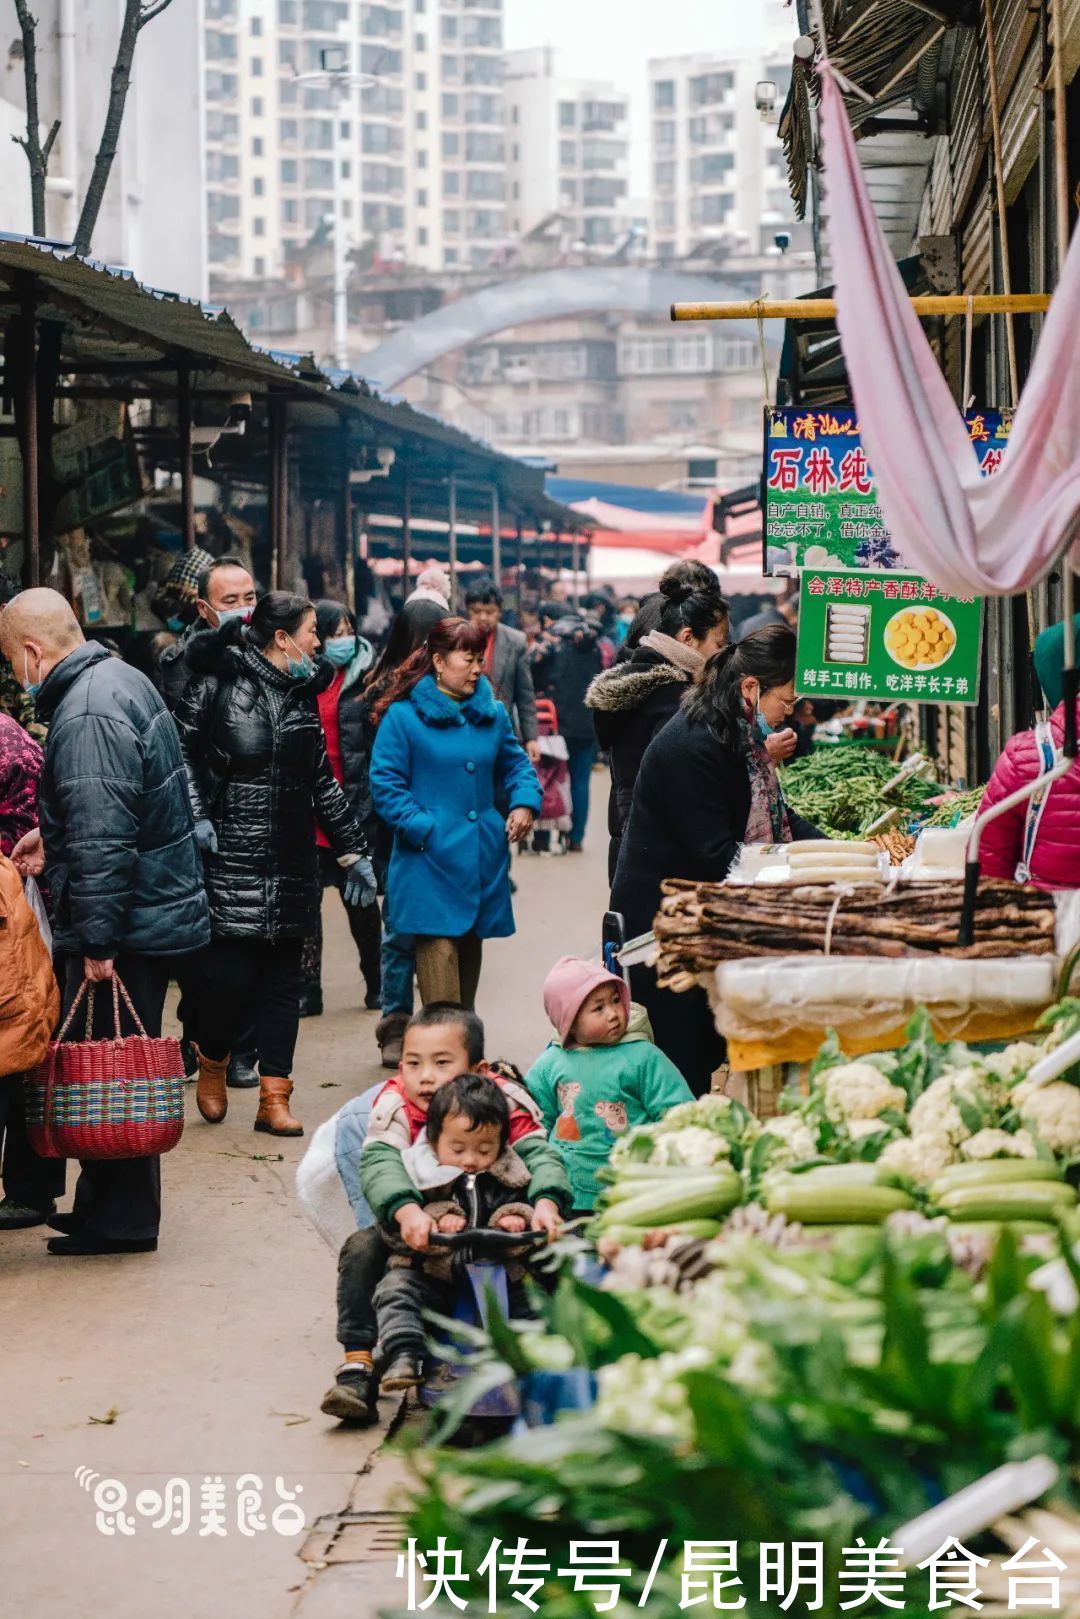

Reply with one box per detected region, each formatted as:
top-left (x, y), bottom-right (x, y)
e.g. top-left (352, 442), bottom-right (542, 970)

top-left (0, 588), bottom-right (210, 1256)
top-left (155, 552), bottom-right (258, 712)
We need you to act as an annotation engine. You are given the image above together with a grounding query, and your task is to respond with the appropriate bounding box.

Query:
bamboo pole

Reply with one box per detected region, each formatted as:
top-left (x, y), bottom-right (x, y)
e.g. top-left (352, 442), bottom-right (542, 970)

top-left (1051, 0), bottom-right (1069, 281)
top-left (982, 0), bottom-right (1019, 405)
top-left (671, 293), bottom-right (1051, 321)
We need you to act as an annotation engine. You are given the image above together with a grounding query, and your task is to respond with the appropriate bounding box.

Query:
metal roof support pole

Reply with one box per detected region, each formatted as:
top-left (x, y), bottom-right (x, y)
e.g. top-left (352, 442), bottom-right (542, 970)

top-left (448, 471), bottom-right (458, 604)
top-left (402, 468), bottom-right (413, 597)
top-left (268, 395), bottom-right (287, 591)
top-left (490, 484), bottom-right (501, 591)
top-left (982, 0), bottom-right (1020, 405)
top-left (514, 520), bottom-right (524, 612)
top-left (177, 359), bottom-right (195, 553)
top-left (571, 532), bottom-right (581, 600)
top-left (19, 286), bottom-right (39, 588)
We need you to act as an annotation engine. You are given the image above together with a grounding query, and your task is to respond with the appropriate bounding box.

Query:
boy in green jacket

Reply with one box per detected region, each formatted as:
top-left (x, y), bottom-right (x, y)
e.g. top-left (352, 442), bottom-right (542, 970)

top-left (526, 956), bottom-right (693, 1213)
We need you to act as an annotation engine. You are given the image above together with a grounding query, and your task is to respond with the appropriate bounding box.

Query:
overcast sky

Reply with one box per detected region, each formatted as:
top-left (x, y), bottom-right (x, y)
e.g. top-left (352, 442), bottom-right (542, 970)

top-left (504, 0), bottom-right (771, 196)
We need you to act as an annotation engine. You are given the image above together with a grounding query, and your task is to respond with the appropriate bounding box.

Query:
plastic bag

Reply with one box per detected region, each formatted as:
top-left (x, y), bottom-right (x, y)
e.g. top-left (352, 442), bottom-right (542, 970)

top-left (23, 875), bottom-right (52, 955)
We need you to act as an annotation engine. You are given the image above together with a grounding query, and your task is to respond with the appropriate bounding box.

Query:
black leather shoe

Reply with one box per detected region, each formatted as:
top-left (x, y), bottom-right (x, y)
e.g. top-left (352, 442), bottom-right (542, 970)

top-left (320, 1363), bottom-right (380, 1425)
top-left (46, 1212), bottom-right (80, 1235)
top-left (0, 1196), bottom-right (53, 1230)
top-left (47, 1233), bottom-right (158, 1256)
top-left (227, 1052), bottom-right (259, 1089)
top-left (379, 1353), bottom-right (423, 1391)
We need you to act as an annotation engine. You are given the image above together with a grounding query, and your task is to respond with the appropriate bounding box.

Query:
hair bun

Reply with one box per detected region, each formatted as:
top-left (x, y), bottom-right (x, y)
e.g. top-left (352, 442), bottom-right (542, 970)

top-left (659, 578), bottom-right (694, 605)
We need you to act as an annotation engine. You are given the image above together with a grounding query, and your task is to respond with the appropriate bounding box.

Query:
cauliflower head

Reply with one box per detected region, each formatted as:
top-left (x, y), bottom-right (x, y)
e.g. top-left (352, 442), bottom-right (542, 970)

top-left (822, 1063), bottom-right (907, 1125)
top-left (877, 1132), bottom-right (958, 1185)
top-left (1019, 1082), bottom-right (1080, 1157)
top-left (909, 1075), bottom-right (973, 1146)
top-left (761, 1114), bottom-right (818, 1167)
top-left (980, 1042), bottom-right (1042, 1083)
top-left (653, 1127), bottom-right (732, 1168)
top-left (959, 1128), bottom-right (1037, 1161)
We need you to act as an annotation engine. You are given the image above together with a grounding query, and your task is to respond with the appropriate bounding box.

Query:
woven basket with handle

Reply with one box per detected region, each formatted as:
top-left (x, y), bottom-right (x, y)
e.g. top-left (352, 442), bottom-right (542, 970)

top-left (24, 974), bottom-right (185, 1161)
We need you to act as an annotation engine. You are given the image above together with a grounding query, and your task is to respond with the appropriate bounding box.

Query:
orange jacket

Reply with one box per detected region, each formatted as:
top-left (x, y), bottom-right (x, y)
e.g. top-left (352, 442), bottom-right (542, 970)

top-left (0, 854), bottom-right (59, 1077)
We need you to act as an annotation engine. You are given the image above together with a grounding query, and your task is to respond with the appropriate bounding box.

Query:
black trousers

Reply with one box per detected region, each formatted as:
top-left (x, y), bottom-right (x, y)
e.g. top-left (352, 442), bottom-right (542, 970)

top-left (300, 849), bottom-right (382, 999)
top-left (60, 953), bottom-right (172, 1241)
top-left (0, 1073), bottom-right (65, 1212)
top-left (629, 964), bottom-right (725, 1100)
top-left (198, 936), bottom-right (304, 1078)
top-left (336, 1225), bottom-right (389, 1351)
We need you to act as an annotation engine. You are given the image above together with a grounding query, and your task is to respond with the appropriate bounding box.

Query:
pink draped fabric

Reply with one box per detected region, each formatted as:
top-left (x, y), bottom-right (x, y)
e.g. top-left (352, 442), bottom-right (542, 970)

top-left (819, 66), bottom-right (1080, 597)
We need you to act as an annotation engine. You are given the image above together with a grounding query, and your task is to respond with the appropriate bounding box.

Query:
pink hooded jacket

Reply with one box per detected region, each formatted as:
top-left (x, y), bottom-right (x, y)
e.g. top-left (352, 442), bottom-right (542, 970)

top-left (977, 700), bottom-right (1080, 891)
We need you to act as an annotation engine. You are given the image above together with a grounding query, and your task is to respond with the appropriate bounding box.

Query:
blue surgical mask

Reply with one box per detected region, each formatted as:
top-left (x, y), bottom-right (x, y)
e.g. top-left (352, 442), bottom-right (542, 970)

top-left (756, 710), bottom-right (774, 739)
top-left (23, 650), bottom-right (41, 701)
top-left (215, 606), bottom-right (253, 628)
top-left (285, 634), bottom-right (315, 680)
top-left (324, 635), bottom-right (357, 667)
top-left (166, 615), bottom-right (185, 632)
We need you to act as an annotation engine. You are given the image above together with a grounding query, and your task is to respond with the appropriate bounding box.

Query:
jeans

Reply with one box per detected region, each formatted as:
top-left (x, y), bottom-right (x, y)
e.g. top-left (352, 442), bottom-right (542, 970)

top-left (374, 1261), bottom-right (530, 1361)
top-left (336, 1225), bottom-right (389, 1350)
top-left (414, 934), bottom-right (483, 1010)
top-left (60, 953), bottom-right (172, 1241)
top-left (380, 925), bottom-right (416, 1018)
top-left (566, 737), bottom-right (597, 847)
top-left (197, 937), bottom-right (304, 1077)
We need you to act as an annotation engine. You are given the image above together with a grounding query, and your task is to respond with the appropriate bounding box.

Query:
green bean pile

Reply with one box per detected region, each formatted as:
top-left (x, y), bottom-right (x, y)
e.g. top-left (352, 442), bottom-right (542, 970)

top-left (782, 747), bottom-right (938, 839)
top-left (923, 785), bottom-right (985, 826)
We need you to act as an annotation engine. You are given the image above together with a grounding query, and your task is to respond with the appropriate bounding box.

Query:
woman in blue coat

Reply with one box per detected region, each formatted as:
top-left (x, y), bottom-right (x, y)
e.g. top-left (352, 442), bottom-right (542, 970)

top-left (369, 616), bottom-right (541, 1009)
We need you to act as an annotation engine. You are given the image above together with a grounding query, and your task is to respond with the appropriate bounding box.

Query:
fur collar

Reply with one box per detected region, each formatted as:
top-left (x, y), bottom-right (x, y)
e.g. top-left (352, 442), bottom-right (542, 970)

top-left (639, 630), bottom-right (706, 677)
top-left (409, 673), bottom-right (497, 727)
top-left (402, 1137), bottom-right (531, 1190)
top-left (185, 619), bottom-right (334, 694)
top-left (585, 657), bottom-right (689, 715)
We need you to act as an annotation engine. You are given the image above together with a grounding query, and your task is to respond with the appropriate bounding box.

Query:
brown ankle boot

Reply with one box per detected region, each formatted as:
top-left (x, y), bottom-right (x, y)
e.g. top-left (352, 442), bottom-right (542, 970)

top-left (254, 1076), bottom-right (303, 1137)
top-left (195, 1048), bottom-right (229, 1123)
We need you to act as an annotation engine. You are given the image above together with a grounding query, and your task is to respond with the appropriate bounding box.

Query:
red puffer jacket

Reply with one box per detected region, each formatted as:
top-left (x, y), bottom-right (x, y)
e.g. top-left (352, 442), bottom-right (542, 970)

top-left (977, 701), bottom-right (1080, 890)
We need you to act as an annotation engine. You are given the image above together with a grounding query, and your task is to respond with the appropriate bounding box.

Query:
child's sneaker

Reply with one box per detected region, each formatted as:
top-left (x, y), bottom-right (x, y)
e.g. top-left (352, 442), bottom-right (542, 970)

top-left (379, 1352), bottom-right (424, 1391)
top-left (320, 1360), bottom-right (379, 1425)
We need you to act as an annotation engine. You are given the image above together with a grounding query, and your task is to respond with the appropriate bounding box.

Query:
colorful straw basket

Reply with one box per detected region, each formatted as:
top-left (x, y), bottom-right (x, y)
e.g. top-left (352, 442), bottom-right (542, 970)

top-left (24, 975), bottom-right (185, 1161)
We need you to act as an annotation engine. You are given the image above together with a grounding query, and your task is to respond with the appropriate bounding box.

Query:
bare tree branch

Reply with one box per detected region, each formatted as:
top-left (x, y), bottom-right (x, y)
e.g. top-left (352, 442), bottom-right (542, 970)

top-left (138, 0), bottom-right (175, 27)
top-left (12, 0), bottom-right (57, 236)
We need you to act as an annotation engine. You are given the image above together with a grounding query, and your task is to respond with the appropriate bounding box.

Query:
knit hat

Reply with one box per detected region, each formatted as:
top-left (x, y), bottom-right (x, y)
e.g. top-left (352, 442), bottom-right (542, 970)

top-left (1033, 613), bottom-right (1080, 710)
top-left (154, 546), bottom-right (216, 610)
top-left (542, 955), bottom-right (630, 1045)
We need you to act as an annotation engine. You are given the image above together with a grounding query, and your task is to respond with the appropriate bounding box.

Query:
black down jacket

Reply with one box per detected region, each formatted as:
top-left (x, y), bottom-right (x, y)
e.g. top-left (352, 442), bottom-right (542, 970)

top-left (34, 641), bottom-right (211, 959)
top-left (530, 614), bottom-right (604, 742)
top-left (174, 625), bottom-right (368, 940)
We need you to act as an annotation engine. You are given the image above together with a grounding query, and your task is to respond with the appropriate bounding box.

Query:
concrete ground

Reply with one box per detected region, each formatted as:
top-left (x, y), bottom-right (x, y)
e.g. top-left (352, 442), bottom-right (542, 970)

top-left (0, 788), bottom-right (610, 1619)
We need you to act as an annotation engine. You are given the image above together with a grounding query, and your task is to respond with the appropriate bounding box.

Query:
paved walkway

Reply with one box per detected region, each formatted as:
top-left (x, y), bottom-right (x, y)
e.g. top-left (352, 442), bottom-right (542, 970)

top-left (1, 789), bottom-right (611, 1619)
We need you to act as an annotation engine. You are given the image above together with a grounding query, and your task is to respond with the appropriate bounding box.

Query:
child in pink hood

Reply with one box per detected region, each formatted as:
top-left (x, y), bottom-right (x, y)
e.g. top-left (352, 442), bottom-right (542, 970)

top-left (525, 955), bottom-right (692, 1212)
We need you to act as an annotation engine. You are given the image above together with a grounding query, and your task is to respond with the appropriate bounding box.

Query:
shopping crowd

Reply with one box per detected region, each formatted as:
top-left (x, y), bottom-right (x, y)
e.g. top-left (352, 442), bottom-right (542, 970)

top-left (0, 553), bottom-right (822, 1416)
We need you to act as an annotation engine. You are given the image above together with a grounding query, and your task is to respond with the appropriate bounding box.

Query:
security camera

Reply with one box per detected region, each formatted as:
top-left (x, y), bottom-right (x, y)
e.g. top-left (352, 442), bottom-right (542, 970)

top-left (755, 80), bottom-right (778, 116)
top-left (774, 231), bottom-right (791, 254)
top-left (226, 391), bottom-right (252, 431)
top-left (376, 446), bottom-right (396, 471)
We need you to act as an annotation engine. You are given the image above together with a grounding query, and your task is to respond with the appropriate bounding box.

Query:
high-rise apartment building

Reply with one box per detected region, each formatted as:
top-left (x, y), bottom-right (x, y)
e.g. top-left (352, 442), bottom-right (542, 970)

top-left (503, 48), bottom-right (630, 249)
top-left (203, 0), bottom-right (508, 285)
top-left (648, 15), bottom-right (797, 261)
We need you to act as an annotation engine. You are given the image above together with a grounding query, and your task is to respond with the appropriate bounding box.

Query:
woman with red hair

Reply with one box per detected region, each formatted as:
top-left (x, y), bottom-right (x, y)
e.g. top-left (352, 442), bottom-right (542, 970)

top-left (369, 617), bottom-right (541, 1008)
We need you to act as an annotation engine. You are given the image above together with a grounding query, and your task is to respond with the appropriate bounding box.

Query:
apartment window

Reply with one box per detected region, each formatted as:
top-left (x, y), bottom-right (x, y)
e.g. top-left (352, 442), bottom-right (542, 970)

top-left (466, 170), bottom-right (503, 200)
top-left (361, 44), bottom-right (401, 72)
top-left (418, 188), bottom-right (427, 206)
top-left (277, 0), bottom-right (297, 20)
top-left (415, 31), bottom-right (426, 49)
top-left (719, 337), bottom-right (755, 369)
top-left (462, 15), bottom-right (499, 47)
top-left (512, 142), bottom-right (519, 161)
top-left (559, 177), bottom-right (577, 203)
top-left (415, 71), bottom-right (427, 90)
top-left (653, 79), bottom-right (675, 110)
top-left (442, 53), bottom-right (459, 79)
top-left (206, 0), bottom-right (238, 15)
top-left (309, 0), bottom-right (349, 25)
top-left (304, 120), bottom-right (333, 150)
top-left (654, 160), bottom-right (675, 189)
top-left (250, 15), bottom-right (263, 34)
top-left (445, 247), bottom-right (458, 264)
top-left (416, 110), bottom-right (428, 129)
top-left (280, 117), bottom-right (300, 146)
top-left (443, 209), bottom-right (460, 232)
top-left (282, 198), bottom-right (299, 223)
top-left (440, 13), bottom-right (457, 38)
top-left (692, 190), bottom-right (734, 225)
top-left (656, 199), bottom-right (675, 227)
top-left (442, 93), bottom-right (458, 117)
top-left (207, 31), bottom-right (238, 60)
top-left (466, 129), bottom-right (503, 161)
top-left (251, 97), bottom-right (264, 116)
top-left (417, 149), bottom-right (428, 168)
top-left (278, 79), bottom-right (297, 104)
top-left (559, 139), bottom-right (576, 167)
top-left (278, 38), bottom-right (298, 68)
top-left (443, 171), bottom-right (460, 196)
top-left (731, 396), bottom-right (762, 428)
top-left (304, 157), bottom-right (334, 187)
top-left (418, 226), bottom-right (428, 245)
top-left (251, 56), bottom-right (263, 76)
top-left (558, 101), bottom-right (576, 128)
top-left (280, 159), bottom-right (298, 183)
top-left (654, 120), bottom-right (675, 152)
top-left (690, 69), bottom-right (735, 107)
top-left (207, 151), bottom-right (239, 181)
top-left (253, 176), bottom-right (264, 196)
top-left (254, 255), bottom-right (265, 274)
top-left (442, 131), bottom-right (459, 156)
top-left (512, 106), bottom-right (518, 125)
top-left (253, 217), bottom-right (266, 236)
top-left (669, 400), bottom-right (698, 431)
top-left (207, 110), bottom-right (239, 139)
top-left (512, 181), bottom-right (518, 199)
top-left (341, 160), bottom-right (351, 179)
top-left (363, 122), bottom-right (401, 153)
top-left (342, 199), bottom-right (353, 217)
top-left (208, 193), bottom-right (240, 223)
top-left (690, 151), bottom-right (735, 185)
top-left (205, 71), bottom-right (239, 100)
top-left (416, 0), bottom-right (425, 8)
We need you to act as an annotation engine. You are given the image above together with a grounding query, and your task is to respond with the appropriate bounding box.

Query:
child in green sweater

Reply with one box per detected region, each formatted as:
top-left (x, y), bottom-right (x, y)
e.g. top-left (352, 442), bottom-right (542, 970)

top-left (525, 956), bottom-right (693, 1212)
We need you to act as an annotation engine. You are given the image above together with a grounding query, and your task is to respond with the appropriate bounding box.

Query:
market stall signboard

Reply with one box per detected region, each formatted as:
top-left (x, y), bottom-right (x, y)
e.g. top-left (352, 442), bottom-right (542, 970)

top-left (796, 568), bottom-right (984, 705)
top-left (764, 405), bottom-right (1010, 572)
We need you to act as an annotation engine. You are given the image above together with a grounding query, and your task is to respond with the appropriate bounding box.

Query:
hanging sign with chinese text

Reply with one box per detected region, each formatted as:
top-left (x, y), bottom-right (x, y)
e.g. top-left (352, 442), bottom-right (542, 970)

top-left (764, 406), bottom-right (1010, 572)
top-left (795, 568), bottom-right (984, 706)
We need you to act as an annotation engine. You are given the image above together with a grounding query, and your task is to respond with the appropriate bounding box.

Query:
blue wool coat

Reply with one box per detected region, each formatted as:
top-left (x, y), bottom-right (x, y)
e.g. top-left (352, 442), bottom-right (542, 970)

top-left (370, 674), bottom-right (542, 939)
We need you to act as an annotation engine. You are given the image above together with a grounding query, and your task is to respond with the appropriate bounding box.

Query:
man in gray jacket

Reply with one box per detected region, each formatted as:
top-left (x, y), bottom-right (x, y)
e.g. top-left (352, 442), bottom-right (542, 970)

top-left (464, 577), bottom-right (539, 761)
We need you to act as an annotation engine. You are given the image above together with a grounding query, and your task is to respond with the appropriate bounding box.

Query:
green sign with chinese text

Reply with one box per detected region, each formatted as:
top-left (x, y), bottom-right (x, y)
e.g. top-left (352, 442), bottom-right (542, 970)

top-left (795, 569), bottom-right (984, 705)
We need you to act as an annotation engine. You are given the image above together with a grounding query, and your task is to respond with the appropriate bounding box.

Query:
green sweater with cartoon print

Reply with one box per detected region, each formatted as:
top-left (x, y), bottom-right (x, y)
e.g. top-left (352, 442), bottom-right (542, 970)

top-left (524, 1017), bottom-right (693, 1212)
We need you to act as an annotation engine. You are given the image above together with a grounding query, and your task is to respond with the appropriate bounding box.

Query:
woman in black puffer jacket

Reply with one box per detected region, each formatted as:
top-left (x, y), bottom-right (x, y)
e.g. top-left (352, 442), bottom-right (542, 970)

top-left (175, 592), bottom-right (376, 1136)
